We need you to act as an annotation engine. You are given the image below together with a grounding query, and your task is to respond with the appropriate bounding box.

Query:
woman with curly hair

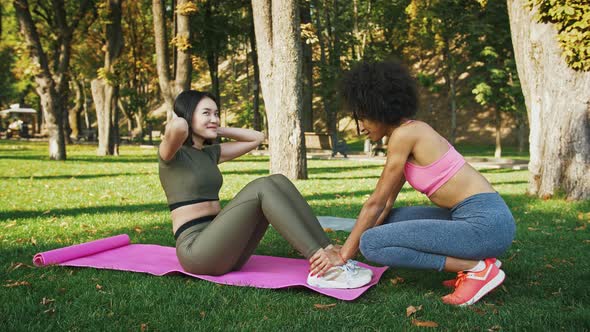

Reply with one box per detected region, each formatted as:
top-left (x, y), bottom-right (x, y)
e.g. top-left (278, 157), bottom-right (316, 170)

top-left (309, 61), bottom-right (515, 305)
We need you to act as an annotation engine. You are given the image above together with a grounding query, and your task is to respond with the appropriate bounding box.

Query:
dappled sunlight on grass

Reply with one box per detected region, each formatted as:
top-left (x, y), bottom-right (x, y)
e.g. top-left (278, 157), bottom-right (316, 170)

top-left (1, 141), bottom-right (588, 331)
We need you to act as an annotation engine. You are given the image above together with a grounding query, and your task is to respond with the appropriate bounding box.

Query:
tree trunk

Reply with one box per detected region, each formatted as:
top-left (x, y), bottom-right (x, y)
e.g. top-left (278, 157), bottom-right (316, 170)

top-left (152, 0), bottom-right (192, 121)
top-left (443, 41), bottom-right (457, 144)
top-left (93, 0), bottom-right (123, 156)
top-left (37, 83), bottom-right (66, 160)
top-left (517, 112), bottom-right (526, 153)
top-left (300, 1), bottom-right (313, 132)
top-left (251, 0), bottom-right (307, 179)
top-left (14, 0), bottom-right (81, 160)
top-left (68, 78), bottom-right (83, 140)
top-left (248, 6), bottom-right (261, 132)
top-left (507, 0), bottom-right (590, 200)
top-left (494, 108), bottom-right (502, 158)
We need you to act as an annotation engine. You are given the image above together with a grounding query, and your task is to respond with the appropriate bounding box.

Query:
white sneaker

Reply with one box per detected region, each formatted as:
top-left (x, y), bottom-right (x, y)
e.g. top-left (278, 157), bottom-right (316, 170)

top-left (307, 260), bottom-right (373, 289)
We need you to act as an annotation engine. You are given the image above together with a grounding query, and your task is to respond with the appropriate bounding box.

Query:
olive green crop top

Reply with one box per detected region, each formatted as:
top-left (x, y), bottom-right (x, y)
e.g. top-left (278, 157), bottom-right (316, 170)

top-left (158, 144), bottom-right (223, 211)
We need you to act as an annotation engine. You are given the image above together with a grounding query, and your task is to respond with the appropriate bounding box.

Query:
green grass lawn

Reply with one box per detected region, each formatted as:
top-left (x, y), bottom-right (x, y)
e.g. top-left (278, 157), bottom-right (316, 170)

top-left (1, 140), bottom-right (588, 331)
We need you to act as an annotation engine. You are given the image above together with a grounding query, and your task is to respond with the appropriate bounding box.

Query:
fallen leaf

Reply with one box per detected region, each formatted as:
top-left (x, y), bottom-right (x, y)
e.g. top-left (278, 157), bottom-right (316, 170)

top-left (574, 224), bottom-right (587, 231)
top-left (488, 326), bottom-right (501, 332)
top-left (469, 307), bottom-right (486, 316)
top-left (527, 227), bottom-right (538, 231)
top-left (390, 276), bottom-right (405, 285)
top-left (7, 262), bottom-right (33, 272)
top-left (323, 228), bottom-right (334, 233)
top-left (140, 323), bottom-right (148, 331)
top-left (31, 237), bottom-right (37, 246)
top-left (406, 305), bottom-right (423, 317)
top-left (134, 227), bottom-right (143, 234)
top-left (4, 281), bottom-right (31, 287)
top-left (200, 311), bottom-right (206, 318)
top-left (42, 210), bottom-right (51, 215)
top-left (411, 319), bottom-right (438, 328)
top-left (314, 303), bottom-right (337, 310)
top-left (40, 297), bottom-right (55, 305)
top-left (95, 284), bottom-right (103, 290)
top-left (545, 264), bottom-right (555, 269)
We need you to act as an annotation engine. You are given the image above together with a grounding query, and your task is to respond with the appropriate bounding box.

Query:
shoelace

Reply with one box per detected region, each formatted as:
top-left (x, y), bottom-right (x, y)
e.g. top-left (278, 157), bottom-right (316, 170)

top-left (454, 271), bottom-right (468, 288)
top-left (340, 260), bottom-right (359, 274)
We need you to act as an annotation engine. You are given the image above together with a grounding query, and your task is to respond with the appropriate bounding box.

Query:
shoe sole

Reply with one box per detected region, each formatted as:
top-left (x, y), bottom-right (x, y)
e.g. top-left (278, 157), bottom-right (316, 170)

top-left (459, 269), bottom-right (505, 306)
top-left (307, 275), bottom-right (372, 289)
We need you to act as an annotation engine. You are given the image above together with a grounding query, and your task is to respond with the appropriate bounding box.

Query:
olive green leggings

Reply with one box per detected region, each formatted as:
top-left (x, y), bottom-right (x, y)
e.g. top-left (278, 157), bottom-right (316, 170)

top-left (176, 174), bottom-right (331, 276)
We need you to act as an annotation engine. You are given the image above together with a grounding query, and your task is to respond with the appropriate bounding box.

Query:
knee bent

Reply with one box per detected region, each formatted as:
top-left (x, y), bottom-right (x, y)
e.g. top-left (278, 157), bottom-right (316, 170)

top-left (359, 231), bottom-right (378, 260)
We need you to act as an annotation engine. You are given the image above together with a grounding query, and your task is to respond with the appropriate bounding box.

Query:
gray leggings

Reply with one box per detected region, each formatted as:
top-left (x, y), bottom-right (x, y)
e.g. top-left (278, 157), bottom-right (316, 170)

top-left (176, 174), bottom-right (331, 276)
top-left (359, 192), bottom-right (516, 271)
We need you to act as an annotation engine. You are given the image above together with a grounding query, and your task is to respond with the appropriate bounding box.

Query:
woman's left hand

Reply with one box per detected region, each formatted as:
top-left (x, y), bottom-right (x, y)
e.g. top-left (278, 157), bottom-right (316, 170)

top-left (309, 245), bottom-right (345, 277)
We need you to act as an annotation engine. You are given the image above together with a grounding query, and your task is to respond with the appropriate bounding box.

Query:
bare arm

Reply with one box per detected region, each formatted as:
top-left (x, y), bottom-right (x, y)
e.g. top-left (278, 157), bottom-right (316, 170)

top-left (309, 131), bottom-right (415, 276)
top-left (159, 117), bottom-right (189, 161)
top-left (338, 150), bottom-right (411, 262)
top-left (218, 127), bottom-right (265, 163)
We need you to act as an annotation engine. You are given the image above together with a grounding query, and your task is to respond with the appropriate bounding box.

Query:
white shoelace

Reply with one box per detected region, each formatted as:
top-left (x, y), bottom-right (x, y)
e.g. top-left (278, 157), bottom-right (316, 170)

top-left (340, 260), bottom-right (359, 274)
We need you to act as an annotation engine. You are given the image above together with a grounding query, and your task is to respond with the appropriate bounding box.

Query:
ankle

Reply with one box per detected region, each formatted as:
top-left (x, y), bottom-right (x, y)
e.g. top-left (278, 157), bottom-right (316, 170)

top-left (465, 260), bottom-right (486, 272)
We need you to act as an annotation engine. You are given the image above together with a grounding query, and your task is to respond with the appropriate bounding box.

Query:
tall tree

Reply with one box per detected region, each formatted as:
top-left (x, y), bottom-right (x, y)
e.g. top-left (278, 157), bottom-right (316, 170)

top-left (251, 0), bottom-right (307, 179)
top-left (247, 3), bottom-right (261, 132)
top-left (507, 0), bottom-right (589, 200)
top-left (13, 0), bottom-right (93, 160)
top-left (91, 0), bottom-right (123, 156)
top-left (68, 77), bottom-right (84, 140)
top-left (300, 0), bottom-right (313, 132)
top-left (471, 0), bottom-right (524, 158)
top-left (152, 0), bottom-right (193, 121)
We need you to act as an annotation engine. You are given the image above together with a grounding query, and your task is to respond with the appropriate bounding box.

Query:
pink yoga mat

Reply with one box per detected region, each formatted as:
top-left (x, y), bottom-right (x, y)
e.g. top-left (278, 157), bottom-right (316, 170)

top-left (34, 234), bottom-right (387, 301)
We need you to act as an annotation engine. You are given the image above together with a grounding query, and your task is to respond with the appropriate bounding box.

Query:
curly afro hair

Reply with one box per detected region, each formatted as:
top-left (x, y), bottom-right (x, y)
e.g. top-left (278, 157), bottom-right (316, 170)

top-left (340, 61), bottom-right (418, 131)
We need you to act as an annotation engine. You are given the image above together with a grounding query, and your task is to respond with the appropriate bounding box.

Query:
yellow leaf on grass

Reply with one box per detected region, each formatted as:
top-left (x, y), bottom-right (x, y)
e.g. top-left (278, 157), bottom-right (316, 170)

top-left (323, 228), bottom-right (334, 233)
top-left (411, 319), bottom-right (439, 328)
top-left (406, 305), bottom-right (423, 317)
top-left (390, 276), bottom-right (405, 285)
top-left (314, 303), bottom-right (336, 310)
top-left (4, 281), bottom-right (31, 287)
top-left (40, 297), bottom-right (55, 305)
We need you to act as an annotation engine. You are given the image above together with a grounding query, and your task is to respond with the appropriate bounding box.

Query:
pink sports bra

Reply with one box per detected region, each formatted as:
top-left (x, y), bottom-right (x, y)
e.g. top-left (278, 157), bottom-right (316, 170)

top-left (403, 141), bottom-right (466, 197)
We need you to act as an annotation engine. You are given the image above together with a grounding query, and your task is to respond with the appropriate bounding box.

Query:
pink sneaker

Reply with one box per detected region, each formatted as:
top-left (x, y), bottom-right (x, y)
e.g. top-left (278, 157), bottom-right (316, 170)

top-left (442, 258), bottom-right (502, 288)
top-left (442, 259), bottom-right (505, 306)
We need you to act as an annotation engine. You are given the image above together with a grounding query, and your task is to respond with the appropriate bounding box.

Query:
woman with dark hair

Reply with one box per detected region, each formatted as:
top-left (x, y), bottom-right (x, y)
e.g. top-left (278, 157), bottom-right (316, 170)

top-left (158, 90), bottom-right (372, 288)
top-left (310, 62), bottom-right (516, 305)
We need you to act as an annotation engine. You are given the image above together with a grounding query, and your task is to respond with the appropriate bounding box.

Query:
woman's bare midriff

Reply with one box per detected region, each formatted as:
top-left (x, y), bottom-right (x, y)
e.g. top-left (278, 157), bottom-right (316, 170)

top-left (171, 200), bottom-right (221, 234)
top-left (429, 163), bottom-right (496, 209)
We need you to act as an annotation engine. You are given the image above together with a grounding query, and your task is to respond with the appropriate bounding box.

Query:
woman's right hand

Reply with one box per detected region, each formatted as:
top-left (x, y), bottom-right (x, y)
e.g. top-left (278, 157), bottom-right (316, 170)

top-left (309, 245), bottom-right (345, 277)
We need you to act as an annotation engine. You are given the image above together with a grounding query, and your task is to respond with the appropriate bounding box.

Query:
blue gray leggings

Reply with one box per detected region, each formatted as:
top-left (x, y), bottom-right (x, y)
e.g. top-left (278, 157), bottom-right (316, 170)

top-left (359, 192), bottom-right (516, 271)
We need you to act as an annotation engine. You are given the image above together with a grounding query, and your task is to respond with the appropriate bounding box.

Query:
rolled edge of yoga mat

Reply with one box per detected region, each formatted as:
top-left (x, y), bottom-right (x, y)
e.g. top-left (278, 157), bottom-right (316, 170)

top-left (33, 234), bottom-right (131, 266)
